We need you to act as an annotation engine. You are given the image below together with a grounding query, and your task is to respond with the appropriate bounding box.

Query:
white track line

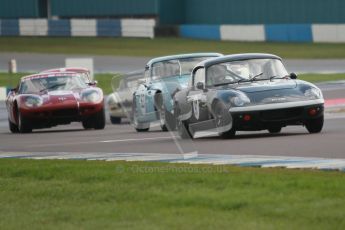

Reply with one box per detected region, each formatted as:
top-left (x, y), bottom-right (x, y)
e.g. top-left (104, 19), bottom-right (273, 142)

top-left (27, 136), bottom-right (172, 148)
top-left (100, 137), bottom-right (172, 143)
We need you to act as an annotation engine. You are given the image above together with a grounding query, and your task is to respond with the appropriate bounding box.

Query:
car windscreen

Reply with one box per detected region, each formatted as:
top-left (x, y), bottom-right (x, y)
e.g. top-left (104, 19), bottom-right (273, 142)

top-left (206, 58), bottom-right (288, 86)
top-left (151, 57), bottom-right (214, 80)
top-left (19, 75), bottom-right (88, 94)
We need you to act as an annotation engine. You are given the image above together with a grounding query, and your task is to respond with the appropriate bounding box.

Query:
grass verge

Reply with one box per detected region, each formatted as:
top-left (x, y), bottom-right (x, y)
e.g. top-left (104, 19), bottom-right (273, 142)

top-left (1, 72), bottom-right (345, 95)
top-left (0, 159), bottom-right (344, 229)
top-left (1, 37), bottom-right (345, 58)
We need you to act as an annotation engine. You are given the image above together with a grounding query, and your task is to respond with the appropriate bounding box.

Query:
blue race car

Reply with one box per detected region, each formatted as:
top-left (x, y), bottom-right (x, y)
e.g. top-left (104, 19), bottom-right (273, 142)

top-left (132, 53), bottom-right (222, 132)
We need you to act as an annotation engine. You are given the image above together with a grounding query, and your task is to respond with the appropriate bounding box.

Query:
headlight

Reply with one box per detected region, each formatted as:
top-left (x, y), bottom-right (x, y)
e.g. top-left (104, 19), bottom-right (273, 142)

top-left (24, 95), bottom-right (43, 108)
top-left (304, 88), bottom-right (323, 99)
top-left (82, 91), bottom-right (102, 103)
top-left (231, 93), bottom-right (251, 107)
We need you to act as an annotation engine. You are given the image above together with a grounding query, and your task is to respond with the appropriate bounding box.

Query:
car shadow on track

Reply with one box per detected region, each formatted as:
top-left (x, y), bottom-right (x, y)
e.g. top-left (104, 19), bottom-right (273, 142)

top-left (195, 132), bottom-right (309, 141)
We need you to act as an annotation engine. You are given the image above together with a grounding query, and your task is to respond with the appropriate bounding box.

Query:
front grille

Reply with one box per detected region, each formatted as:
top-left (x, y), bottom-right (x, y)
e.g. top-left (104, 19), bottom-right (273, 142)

top-left (260, 107), bottom-right (303, 121)
top-left (52, 109), bottom-right (79, 117)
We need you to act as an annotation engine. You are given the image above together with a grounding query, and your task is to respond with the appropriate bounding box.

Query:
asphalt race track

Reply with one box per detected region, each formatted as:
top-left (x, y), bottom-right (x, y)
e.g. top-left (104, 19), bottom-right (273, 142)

top-left (0, 83), bottom-right (345, 160)
top-left (1, 52), bottom-right (345, 73)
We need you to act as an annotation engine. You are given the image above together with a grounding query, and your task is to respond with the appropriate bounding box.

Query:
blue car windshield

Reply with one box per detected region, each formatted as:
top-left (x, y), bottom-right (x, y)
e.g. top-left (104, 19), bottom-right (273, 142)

top-left (151, 57), bottom-right (213, 80)
top-left (206, 58), bottom-right (288, 86)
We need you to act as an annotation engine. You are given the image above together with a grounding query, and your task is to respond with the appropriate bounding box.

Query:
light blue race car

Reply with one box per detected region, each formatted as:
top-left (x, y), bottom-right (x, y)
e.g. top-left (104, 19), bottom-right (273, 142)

top-left (132, 53), bottom-right (222, 132)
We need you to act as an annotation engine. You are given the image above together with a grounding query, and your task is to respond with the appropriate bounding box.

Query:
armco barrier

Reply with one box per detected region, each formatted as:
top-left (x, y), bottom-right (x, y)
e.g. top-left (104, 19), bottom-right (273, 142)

top-left (312, 24), bottom-right (345, 43)
top-left (0, 18), bottom-right (155, 38)
top-left (19, 19), bottom-right (48, 36)
top-left (180, 25), bottom-right (220, 40)
top-left (265, 24), bottom-right (312, 42)
top-left (1, 19), bottom-right (19, 36)
top-left (97, 19), bottom-right (121, 37)
top-left (2, 19), bottom-right (345, 42)
top-left (220, 25), bottom-right (265, 42)
top-left (48, 19), bottom-right (71, 37)
top-left (121, 19), bottom-right (155, 38)
top-left (0, 87), bottom-right (7, 101)
top-left (71, 19), bottom-right (97, 37)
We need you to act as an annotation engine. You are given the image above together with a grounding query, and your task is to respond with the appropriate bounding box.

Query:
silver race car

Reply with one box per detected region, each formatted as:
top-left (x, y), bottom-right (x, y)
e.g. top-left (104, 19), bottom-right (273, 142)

top-left (173, 53), bottom-right (324, 138)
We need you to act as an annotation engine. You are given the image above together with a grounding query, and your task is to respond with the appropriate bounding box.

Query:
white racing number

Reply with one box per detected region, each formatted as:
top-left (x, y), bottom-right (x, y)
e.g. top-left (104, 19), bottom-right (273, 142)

top-left (193, 100), bottom-right (199, 120)
top-left (140, 93), bottom-right (146, 115)
top-left (187, 93), bottom-right (206, 120)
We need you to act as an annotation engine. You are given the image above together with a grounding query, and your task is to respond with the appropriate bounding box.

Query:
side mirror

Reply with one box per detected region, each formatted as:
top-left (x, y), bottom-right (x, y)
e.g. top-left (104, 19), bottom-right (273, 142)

top-left (88, 81), bottom-right (98, 86)
top-left (137, 79), bottom-right (146, 84)
top-left (9, 88), bottom-right (17, 94)
top-left (196, 82), bottom-right (204, 90)
top-left (290, 73), bottom-right (298, 79)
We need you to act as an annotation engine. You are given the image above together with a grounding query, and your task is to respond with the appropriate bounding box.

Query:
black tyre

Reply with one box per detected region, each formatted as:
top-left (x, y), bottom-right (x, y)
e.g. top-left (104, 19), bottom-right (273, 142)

top-left (82, 107), bottom-right (106, 130)
top-left (17, 111), bottom-right (32, 133)
top-left (110, 116), bottom-right (122, 124)
top-left (158, 108), bottom-right (168, 131)
top-left (82, 119), bottom-right (93, 129)
top-left (8, 119), bottom-right (18, 133)
top-left (94, 107), bottom-right (106, 130)
top-left (158, 108), bottom-right (176, 132)
top-left (133, 98), bottom-right (150, 132)
top-left (220, 129), bottom-right (236, 139)
top-left (213, 101), bottom-right (235, 139)
top-left (268, 127), bottom-right (282, 134)
top-left (177, 119), bottom-right (192, 139)
top-left (305, 115), bottom-right (324, 134)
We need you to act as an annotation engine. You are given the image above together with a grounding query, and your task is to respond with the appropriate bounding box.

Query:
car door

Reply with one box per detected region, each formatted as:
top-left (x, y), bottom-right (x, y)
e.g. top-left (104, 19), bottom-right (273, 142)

top-left (6, 87), bottom-right (18, 123)
top-left (186, 67), bottom-right (207, 122)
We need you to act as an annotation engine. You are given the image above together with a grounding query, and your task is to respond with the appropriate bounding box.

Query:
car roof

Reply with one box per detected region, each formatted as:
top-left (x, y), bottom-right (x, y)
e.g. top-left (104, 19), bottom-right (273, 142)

top-left (40, 67), bottom-right (90, 74)
top-left (145, 53), bottom-right (223, 68)
top-left (21, 71), bottom-right (80, 81)
top-left (195, 53), bottom-right (282, 69)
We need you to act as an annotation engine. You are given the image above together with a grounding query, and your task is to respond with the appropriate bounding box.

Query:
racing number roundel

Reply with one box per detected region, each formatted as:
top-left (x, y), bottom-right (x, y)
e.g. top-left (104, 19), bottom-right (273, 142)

top-left (193, 100), bottom-right (199, 120)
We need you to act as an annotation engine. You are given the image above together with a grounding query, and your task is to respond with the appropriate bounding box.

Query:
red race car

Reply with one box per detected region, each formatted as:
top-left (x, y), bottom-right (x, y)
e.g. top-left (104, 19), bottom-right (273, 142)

top-left (6, 71), bottom-right (105, 133)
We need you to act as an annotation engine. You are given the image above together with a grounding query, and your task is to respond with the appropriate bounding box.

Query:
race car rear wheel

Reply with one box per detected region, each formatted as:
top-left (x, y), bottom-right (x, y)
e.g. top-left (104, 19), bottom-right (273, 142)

top-left (305, 115), bottom-right (324, 134)
top-left (159, 108), bottom-right (176, 132)
top-left (110, 116), bottom-right (121, 124)
top-left (8, 119), bottom-right (18, 133)
top-left (134, 120), bottom-right (150, 132)
top-left (177, 119), bottom-right (192, 139)
top-left (17, 111), bottom-right (32, 133)
top-left (268, 127), bottom-right (282, 134)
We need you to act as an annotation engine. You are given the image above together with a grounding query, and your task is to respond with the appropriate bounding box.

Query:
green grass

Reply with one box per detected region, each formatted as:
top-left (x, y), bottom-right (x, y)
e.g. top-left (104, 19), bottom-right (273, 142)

top-left (0, 159), bottom-right (345, 229)
top-left (1, 37), bottom-right (345, 58)
top-left (298, 73), bottom-right (345, 83)
top-left (2, 72), bottom-right (345, 95)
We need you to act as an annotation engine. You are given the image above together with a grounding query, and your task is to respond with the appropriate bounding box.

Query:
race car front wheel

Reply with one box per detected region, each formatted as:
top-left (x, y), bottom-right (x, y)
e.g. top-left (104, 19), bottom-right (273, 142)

top-left (268, 127), bottom-right (282, 134)
top-left (82, 107), bottom-right (106, 130)
top-left (94, 107), bottom-right (106, 130)
top-left (213, 100), bottom-right (235, 139)
top-left (17, 111), bottom-right (32, 133)
top-left (133, 99), bottom-right (149, 132)
top-left (305, 115), bottom-right (324, 134)
top-left (177, 119), bottom-right (192, 139)
top-left (8, 119), bottom-right (18, 133)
